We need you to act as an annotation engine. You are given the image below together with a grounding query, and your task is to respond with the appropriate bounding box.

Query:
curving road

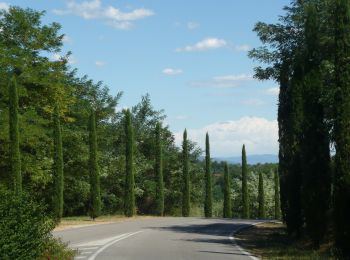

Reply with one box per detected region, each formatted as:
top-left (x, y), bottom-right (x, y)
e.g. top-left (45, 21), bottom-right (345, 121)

top-left (54, 217), bottom-right (260, 260)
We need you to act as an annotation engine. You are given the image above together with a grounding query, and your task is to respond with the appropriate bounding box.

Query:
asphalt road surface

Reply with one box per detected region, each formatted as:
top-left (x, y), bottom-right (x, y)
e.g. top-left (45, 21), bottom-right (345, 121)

top-left (54, 217), bottom-right (261, 260)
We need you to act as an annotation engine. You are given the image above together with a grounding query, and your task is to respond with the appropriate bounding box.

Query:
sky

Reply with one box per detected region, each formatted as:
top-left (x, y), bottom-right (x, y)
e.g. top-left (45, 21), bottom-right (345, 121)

top-left (2, 0), bottom-right (290, 157)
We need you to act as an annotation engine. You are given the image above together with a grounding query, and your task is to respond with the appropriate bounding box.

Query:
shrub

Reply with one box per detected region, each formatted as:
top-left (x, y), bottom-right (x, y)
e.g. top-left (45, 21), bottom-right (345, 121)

top-left (0, 188), bottom-right (52, 259)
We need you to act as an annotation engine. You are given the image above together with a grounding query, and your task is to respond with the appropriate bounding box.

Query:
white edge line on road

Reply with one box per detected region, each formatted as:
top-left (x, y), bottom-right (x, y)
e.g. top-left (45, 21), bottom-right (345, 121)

top-left (229, 221), bottom-right (268, 260)
top-left (87, 230), bottom-right (144, 260)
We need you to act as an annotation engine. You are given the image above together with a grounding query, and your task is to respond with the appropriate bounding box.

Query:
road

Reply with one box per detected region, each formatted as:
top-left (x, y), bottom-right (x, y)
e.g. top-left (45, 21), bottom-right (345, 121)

top-left (54, 217), bottom-right (260, 260)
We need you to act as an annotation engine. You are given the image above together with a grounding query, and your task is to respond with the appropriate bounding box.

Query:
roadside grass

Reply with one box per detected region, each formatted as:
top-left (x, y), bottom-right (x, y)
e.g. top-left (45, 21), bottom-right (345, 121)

top-left (54, 215), bottom-right (166, 231)
top-left (235, 222), bottom-right (343, 259)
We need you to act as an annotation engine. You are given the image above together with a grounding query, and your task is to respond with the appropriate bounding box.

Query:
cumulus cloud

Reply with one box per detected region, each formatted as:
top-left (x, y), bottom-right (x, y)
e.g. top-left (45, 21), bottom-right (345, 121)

top-left (234, 44), bottom-right (251, 52)
top-left (176, 38), bottom-right (227, 52)
top-left (187, 21), bottom-right (199, 30)
top-left (174, 117), bottom-right (278, 156)
top-left (95, 60), bottom-right (106, 67)
top-left (265, 87), bottom-right (280, 96)
top-left (191, 73), bottom-right (254, 88)
top-left (162, 68), bottom-right (183, 76)
top-left (53, 0), bottom-right (154, 30)
top-left (0, 2), bottom-right (9, 11)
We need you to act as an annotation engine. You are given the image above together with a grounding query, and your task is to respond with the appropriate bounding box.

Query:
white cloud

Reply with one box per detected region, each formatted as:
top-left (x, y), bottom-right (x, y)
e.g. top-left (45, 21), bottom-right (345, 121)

top-left (62, 35), bottom-right (72, 43)
top-left (187, 21), bottom-right (199, 30)
top-left (95, 61), bottom-right (106, 67)
top-left (53, 0), bottom-right (154, 30)
top-left (234, 44), bottom-right (251, 52)
top-left (265, 87), bottom-right (280, 96)
top-left (0, 2), bottom-right (9, 11)
top-left (191, 73), bottom-right (254, 88)
top-left (162, 68), bottom-right (183, 76)
top-left (176, 38), bottom-right (227, 52)
top-left (174, 117), bottom-right (278, 156)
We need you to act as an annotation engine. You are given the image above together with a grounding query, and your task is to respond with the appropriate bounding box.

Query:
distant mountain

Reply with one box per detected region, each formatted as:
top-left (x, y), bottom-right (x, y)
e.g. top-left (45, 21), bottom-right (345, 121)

top-left (212, 154), bottom-right (278, 165)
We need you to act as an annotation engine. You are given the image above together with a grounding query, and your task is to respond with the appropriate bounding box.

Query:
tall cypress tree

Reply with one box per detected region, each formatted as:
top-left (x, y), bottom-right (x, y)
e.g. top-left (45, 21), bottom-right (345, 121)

top-left (182, 129), bottom-right (190, 217)
top-left (53, 105), bottom-right (64, 221)
top-left (274, 168), bottom-right (281, 220)
top-left (89, 109), bottom-right (101, 220)
top-left (9, 76), bottom-right (22, 195)
top-left (124, 109), bottom-right (135, 217)
top-left (204, 133), bottom-right (212, 218)
top-left (333, 0), bottom-right (350, 252)
top-left (223, 162), bottom-right (232, 218)
top-left (258, 172), bottom-right (265, 219)
top-left (300, 4), bottom-right (331, 247)
top-left (241, 144), bottom-right (249, 219)
top-left (154, 122), bottom-right (164, 216)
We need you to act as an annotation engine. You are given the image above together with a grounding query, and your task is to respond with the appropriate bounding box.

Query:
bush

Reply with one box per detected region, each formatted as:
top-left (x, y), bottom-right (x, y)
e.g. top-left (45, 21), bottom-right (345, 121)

top-left (0, 188), bottom-right (75, 259)
top-left (40, 237), bottom-right (76, 260)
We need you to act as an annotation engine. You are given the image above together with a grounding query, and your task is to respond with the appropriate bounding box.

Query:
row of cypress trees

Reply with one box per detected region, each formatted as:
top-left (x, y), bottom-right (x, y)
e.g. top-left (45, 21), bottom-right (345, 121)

top-left (250, 0), bottom-right (350, 252)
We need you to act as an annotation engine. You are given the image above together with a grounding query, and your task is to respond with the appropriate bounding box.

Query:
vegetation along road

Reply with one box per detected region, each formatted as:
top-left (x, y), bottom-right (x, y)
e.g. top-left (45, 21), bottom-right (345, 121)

top-left (55, 217), bottom-right (261, 260)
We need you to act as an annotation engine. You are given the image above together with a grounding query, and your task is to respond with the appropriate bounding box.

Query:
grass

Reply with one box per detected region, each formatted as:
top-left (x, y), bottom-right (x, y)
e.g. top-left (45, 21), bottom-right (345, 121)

top-left (235, 222), bottom-right (343, 259)
top-left (54, 215), bottom-right (156, 231)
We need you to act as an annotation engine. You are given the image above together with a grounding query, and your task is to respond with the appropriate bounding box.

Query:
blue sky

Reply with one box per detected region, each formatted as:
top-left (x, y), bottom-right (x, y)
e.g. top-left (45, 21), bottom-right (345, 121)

top-left (3, 0), bottom-right (290, 156)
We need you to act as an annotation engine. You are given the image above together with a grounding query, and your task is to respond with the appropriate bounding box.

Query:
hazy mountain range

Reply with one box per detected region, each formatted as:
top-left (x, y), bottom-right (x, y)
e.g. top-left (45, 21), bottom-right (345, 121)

top-left (212, 154), bottom-right (278, 165)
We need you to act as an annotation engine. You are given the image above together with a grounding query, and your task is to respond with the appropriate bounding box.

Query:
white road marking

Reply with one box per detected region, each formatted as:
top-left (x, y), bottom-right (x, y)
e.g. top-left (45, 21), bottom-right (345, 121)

top-left (75, 256), bottom-right (87, 259)
top-left (229, 222), bottom-right (268, 260)
top-left (77, 247), bottom-right (99, 250)
top-left (80, 251), bottom-right (93, 254)
top-left (87, 231), bottom-right (144, 260)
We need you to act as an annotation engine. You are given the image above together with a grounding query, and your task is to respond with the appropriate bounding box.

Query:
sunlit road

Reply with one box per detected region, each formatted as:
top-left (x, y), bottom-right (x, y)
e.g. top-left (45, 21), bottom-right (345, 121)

top-left (54, 217), bottom-right (260, 260)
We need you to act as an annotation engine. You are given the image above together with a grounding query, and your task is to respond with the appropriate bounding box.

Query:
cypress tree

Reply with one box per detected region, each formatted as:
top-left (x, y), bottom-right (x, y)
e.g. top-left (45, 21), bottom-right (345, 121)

top-left (204, 133), bottom-right (212, 218)
top-left (274, 168), bottom-right (281, 220)
top-left (124, 109), bottom-right (135, 217)
top-left (223, 162), bottom-right (232, 218)
top-left (89, 109), bottom-right (101, 220)
top-left (182, 129), bottom-right (190, 217)
top-left (300, 4), bottom-right (331, 247)
top-left (154, 122), bottom-right (164, 216)
top-left (9, 76), bottom-right (22, 195)
top-left (258, 172), bottom-right (265, 219)
top-left (333, 0), bottom-right (350, 252)
top-left (241, 144), bottom-right (249, 219)
top-left (53, 105), bottom-right (64, 221)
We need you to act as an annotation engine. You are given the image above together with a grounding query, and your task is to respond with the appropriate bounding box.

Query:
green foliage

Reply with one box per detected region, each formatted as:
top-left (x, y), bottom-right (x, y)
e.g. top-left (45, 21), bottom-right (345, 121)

top-left (182, 129), bottom-right (190, 217)
top-left (154, 122), bottom-right (164, 216)
top-left (274, 168), bottom-right (281, 220)
top-left (124, 109), bottom-right (135, 217)
top-left (223, 162), bottom-right (232, 218)
top-left (258, 172), bottom-right (265, 219)
top-left (333, 0), bottom-right (350, 252)
top-left (0, 188), bottom-right (53, 259)
top-left (241, 144), bottom-right (249, 219)
top-left (40, 237), bottom-right (77, 260)
top-left (8, 76), bottom-right (21, 195)
top-left (204, 133), bottom-right (212, 218)
top-left (53, 105), bottom-right (64, 221)
top-left (89, 109), bottom-right (101, 219)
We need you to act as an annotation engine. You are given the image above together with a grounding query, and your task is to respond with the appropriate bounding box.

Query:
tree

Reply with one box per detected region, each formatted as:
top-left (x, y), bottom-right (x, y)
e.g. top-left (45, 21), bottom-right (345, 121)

top-left (89, 109), bottom-right (101, 220)
top-left (8, 76), bottom-right (21, 195)
top-left (241, 144), bottom-right (249, 218)
top-left (124, 109), bottom-right (135, 217)
top-left (223, 162), bottom-right (232, 218)
top-left (258, 172), bottom-right (265, 219)
top-left (182, 129), bottom-right (190, 217)
top-left (154, 122), bottom-right (164, 216)
top-left (204, 133), bottom-right (212, 218)
top-left (300, 3), bottom-right (331, 247)
top-left (274, 168), bottom-right (281, 220)
top-left (333, 0), bottom-right (350, 252)
top-left (53, 105), bottom-right (64, 221)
